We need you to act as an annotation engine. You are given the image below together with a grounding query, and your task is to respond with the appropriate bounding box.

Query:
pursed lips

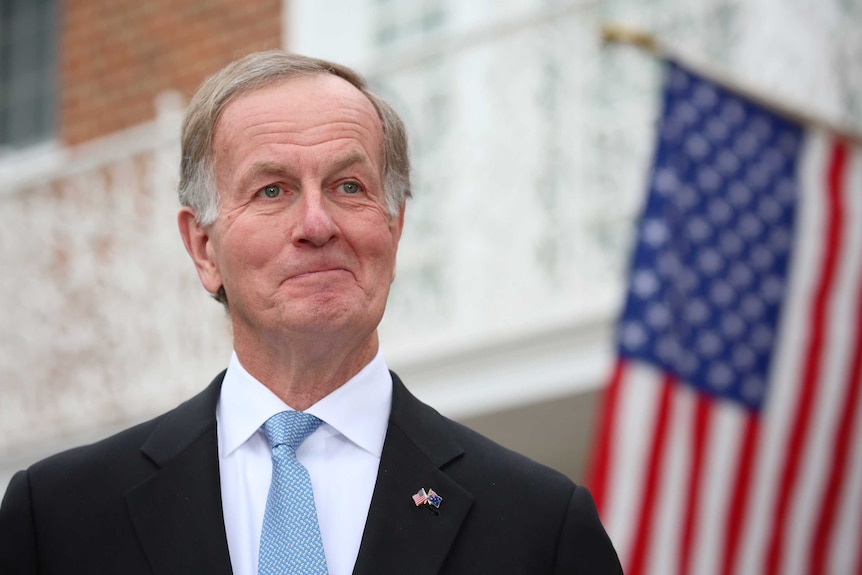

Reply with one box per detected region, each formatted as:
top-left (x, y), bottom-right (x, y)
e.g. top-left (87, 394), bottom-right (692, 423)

top-left (285, 265), bottom-right (353, 282)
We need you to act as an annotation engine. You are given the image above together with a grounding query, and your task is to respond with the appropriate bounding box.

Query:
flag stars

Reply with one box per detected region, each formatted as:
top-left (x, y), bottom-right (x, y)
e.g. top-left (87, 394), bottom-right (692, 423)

top-left (729, 182), bottom-right (753, 207)
top-left (632, 270), bottom-right (660, 298)
top-left (741, 294), bottom-right (766, 320)
top-left (697, 166), bottom-right (723, 192)
top-left (720, 231), bottom-right (745, 257)
top-left (693, 83), bottom-right (719, 109)
top-left (729, 262), bottom-right (754, 289)
top-left (738, 213), bottom-right (764, 240)
top-left (675, 184), bottom-right (700, 211)
top-left (750, 245), bottom-right (775, 271)
top-left (697, 331), bottom-right (724, 357)
top-left (698, 249), bottom-right (725, 275)
top-left (707, 363), bottom-right (735, 390)
top-left (716, 149), bottom-right (741, 175)
top-left (687, 217), bottom-right (713, 242)
top-left (750, 115), bottom-right (774, 141)
top-left (708, 198), bottom-right (734, 225)
top-left (668, 67), bottom-right (691, 92)
top-left (710, 281), bottom-right (736, 307)
top-left (745, 163), bottom-right (773, 191)
top-left (646, 302), bottom-right (672, 329)
top-left (706, 118), bottom-right (731, 143)
top-left (656, 336), bottom-right (680, 362)
top-left (732, 346), bottom-right (757, 370)
top-left (758, 196), bottom-right (784, 223)
top-left (654, 167), bottom-right (681, 196)
top-left (675, 101), bottom-right (701, 126)
top-left (621, 322), bottom-right (649, 350)
top-left (721, 313), bottom-right (747, 339)
top-left (686, 133), bottom-right (712, 159)
top-left (642, 219), bottom-right (670, 247)
top-left (734, 130), bottom-right (760, 158)
top-left (761, 276), bottom-right (786, 303)
top-left (685, 299), bottom-right (711, 324)
top-left (719, 98), bottom-right (746, 126)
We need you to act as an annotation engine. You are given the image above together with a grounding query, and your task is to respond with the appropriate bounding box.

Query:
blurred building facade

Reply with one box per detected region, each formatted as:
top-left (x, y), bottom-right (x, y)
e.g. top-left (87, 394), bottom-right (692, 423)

top-left (1, 0), bottom-right (860, 490)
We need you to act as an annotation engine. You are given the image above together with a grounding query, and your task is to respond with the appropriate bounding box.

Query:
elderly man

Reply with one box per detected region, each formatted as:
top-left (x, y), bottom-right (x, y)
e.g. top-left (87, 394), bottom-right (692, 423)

top-left (0, 52), bottom-right (621, 574)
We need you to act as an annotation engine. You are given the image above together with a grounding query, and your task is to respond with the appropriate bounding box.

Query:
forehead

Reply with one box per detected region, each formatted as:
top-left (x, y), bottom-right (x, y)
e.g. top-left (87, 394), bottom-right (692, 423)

top-left (212, 74), bottom-right (384, 162)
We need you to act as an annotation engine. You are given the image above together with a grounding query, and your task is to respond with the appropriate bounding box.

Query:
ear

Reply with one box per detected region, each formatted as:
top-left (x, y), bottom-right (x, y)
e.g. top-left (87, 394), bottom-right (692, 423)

top-left (390, 204), bottom-right (406, 247)
top-left (177, 207), bottom-right (223, 296)
top-left (389, 204), bottom-right (406, 282)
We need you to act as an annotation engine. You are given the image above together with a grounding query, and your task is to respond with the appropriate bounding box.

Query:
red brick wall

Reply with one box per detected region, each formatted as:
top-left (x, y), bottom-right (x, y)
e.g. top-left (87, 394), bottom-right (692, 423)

top-left (60, 0), bottom-right (282, 146)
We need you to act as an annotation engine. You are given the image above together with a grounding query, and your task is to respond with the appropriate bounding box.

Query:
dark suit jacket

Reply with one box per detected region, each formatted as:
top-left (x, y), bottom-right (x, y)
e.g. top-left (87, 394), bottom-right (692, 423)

top-left (0, 371), bottom-right (621, 574)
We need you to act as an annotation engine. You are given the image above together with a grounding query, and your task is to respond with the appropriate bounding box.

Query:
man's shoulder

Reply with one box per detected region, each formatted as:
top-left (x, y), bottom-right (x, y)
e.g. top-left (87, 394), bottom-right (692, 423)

top-left (388, 371), bottom-right (575, 495)
top-left (24, 372), bottom-right (225, 489)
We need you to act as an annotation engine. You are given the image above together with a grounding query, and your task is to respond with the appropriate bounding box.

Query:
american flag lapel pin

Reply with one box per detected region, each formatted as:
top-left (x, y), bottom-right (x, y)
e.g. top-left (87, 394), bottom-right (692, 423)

top-left (412, 488), bottom-right (428, 506)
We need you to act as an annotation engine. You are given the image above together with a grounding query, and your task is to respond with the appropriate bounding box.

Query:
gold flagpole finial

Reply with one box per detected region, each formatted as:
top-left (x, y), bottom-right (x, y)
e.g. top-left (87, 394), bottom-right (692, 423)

top-left (600, 24), bottom-right (660, 54)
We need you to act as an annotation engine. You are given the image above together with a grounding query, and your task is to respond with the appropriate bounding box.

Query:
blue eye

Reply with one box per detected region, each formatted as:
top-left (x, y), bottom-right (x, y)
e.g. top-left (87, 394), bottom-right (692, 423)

top-left (259, 185), bottom-right (282, 199)
top-left (340, 182), bottom-right (360, 194)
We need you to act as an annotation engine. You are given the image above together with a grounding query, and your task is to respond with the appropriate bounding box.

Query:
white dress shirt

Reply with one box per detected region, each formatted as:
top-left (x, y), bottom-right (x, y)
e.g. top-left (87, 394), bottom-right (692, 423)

top-left (216, 350), bottom-right (392, 575)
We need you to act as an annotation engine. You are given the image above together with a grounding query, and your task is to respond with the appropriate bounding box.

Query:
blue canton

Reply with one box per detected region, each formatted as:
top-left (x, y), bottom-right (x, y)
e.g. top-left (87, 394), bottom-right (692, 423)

top-left (618, 62), bottom-right (803, 411)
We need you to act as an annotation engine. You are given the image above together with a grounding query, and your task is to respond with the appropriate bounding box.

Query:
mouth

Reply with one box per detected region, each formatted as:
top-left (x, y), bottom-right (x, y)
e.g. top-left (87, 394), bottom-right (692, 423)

top-left (287, 267), bottom-right (351, 282)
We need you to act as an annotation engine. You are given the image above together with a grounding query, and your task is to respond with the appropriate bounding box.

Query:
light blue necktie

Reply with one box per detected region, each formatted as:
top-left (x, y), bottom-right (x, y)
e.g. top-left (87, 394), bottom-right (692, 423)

top-left (258, 411), bottom-right (329, 575)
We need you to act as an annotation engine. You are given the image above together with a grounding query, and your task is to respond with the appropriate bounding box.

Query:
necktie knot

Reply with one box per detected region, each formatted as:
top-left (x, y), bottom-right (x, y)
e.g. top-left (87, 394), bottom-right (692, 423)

top-left (262, 411), bottom-right (323, 451)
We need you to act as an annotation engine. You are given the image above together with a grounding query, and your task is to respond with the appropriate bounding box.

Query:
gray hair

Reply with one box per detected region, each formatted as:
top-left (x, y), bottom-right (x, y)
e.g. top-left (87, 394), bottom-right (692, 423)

top-left (178, 51), bottom-right (412, 226)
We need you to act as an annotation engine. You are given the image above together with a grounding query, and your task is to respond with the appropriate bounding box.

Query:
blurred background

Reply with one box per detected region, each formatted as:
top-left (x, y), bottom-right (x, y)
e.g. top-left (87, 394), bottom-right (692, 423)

top-left (0, 0), bottom-right (860, 506)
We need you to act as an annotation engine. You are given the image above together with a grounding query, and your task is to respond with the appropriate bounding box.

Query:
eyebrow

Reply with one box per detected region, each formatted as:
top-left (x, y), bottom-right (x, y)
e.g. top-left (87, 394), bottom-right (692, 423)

top-left (240, 152), bottom-right (373, 189)
top-left (327, 151), bottom-right (372, 174)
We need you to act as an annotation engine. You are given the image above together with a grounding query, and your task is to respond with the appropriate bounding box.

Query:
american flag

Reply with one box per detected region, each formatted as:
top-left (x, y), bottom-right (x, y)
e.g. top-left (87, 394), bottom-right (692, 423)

top-left (588, 61), bottom-right (862, 575)
top-left (412, 488), bottom-right (428, 506)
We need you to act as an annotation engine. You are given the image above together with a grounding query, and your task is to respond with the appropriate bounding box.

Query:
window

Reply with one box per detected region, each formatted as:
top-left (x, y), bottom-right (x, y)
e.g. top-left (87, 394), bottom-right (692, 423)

top-left (0, 0), bottom-right (58, 152)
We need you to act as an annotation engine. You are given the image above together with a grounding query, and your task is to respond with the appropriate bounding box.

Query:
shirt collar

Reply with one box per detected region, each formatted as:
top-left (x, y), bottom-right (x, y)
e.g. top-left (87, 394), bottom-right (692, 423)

top-left (217, 350), bottom-right (392, 459)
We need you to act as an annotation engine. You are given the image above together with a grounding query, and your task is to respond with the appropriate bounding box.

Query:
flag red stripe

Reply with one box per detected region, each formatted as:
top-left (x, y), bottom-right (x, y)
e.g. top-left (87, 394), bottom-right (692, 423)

top-left (679, 393), bottom-right (712, 575)
top-left (721, 412), bottom-right (760, 575)
top-left (587, 358), bottom-right (626, 516)
top-left (809, 234), bottom-right (862, 575)
top-left (765, 140), bottom-right (849, 575)
top-left (627, 375), bottom-right (675, 575)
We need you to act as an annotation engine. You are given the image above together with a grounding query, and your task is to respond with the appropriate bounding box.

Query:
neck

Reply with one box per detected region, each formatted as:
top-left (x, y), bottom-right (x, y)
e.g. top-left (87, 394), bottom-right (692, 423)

top-left (233, 330), bottom-right (380, 411)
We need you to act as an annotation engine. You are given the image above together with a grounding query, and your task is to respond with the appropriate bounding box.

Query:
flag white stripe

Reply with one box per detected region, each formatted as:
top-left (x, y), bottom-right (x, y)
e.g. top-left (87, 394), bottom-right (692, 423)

top-left (648, 384), bottom-right (691, 575)
top-left (604, 362), bottom-right (664, 564)
top-left (833, 412), bottom-right (862, 574)
top-left (700, 399), bottom-right (746, 575)
top-left (826, 144), bottom-right (862, 574)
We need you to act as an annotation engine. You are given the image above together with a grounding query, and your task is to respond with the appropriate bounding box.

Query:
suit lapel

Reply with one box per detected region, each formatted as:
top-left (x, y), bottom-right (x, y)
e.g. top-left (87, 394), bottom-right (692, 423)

top-left (124, 374), bottom-right (233, 575)
top-left (352, 373), bottom-right (474, 575)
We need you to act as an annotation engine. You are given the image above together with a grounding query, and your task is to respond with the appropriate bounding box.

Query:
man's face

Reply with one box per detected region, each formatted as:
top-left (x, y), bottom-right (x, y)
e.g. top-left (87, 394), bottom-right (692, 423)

top-left (186, 74), bottom-right (404, 350)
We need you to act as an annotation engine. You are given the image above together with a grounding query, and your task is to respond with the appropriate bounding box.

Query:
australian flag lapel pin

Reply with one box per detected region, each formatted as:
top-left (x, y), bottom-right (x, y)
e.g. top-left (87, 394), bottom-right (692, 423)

top-left (426, 489), bottom-right (442, 508)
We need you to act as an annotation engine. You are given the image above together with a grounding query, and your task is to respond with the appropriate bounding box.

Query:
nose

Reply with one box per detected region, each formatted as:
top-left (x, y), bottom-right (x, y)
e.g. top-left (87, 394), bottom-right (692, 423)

top-left (292, 187), bottom-right (339, 247)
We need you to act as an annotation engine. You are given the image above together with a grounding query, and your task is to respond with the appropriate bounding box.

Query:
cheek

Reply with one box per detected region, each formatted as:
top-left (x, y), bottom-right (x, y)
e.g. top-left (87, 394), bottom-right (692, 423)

top-left (220, 226), bottom-right (284, 275)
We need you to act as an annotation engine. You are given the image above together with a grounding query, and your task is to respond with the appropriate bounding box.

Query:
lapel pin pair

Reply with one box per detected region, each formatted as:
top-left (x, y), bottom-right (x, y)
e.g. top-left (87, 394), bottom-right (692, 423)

top-left (412, 487), bottom-right (442, 509)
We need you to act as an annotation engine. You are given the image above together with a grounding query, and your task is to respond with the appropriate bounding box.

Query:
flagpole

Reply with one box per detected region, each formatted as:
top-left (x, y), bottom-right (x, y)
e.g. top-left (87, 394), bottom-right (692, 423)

top-left (601, 23), bottom-right (862, 146)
